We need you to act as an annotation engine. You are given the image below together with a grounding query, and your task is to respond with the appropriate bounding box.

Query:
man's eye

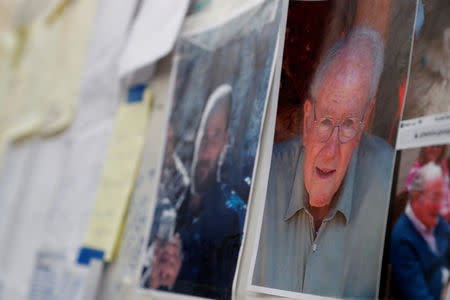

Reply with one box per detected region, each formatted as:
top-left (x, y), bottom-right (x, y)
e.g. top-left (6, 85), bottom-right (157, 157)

top-left (343, 118), bottom-right (355, 128)
top-left (320, 118), bottom-right (333, 127)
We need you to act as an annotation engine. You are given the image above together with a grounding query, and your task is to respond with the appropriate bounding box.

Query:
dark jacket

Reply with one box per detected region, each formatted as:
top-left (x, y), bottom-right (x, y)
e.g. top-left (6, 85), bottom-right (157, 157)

top-left (173, 184), bottom-right (241, 299)
top-left (390, 214), bottom-right (450, 300)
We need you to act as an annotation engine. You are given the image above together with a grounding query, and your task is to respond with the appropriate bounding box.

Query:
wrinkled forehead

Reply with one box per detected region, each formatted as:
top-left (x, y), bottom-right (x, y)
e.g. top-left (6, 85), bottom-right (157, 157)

top-left (424, 177), bottom-right (445, 193)
top-left (315, 53), bottom-right (373, 113)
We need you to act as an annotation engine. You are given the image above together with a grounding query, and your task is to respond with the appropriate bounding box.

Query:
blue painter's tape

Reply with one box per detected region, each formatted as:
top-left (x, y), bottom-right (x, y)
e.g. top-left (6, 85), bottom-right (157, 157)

top-left (127, 85), bottom-right (146, 103)
top-left (194, 0), bottom-right (212, 12)
top-left (77, 247), bottom-right (104, 265)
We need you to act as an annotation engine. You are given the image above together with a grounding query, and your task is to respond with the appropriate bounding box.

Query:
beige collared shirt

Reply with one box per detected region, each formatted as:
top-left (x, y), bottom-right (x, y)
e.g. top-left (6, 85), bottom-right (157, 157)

top-left (252, 133), bottom-right (394, 299)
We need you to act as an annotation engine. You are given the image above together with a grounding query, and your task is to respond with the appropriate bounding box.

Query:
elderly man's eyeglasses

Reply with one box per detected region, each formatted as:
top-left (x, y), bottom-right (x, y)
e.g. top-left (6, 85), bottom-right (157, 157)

top-left (419, 190), bottom-right (443, 204)
top-left (312, 102), bottom-right (365, 144)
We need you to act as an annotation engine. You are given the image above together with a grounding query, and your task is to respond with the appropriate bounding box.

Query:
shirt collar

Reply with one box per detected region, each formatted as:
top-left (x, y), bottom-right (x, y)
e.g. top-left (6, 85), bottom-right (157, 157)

top-left (405, 203), bottom-right (433, 234)
top-left (283, 149), bottom-right (307, 221)
top-left (283, 142), bottom-right (357, 224)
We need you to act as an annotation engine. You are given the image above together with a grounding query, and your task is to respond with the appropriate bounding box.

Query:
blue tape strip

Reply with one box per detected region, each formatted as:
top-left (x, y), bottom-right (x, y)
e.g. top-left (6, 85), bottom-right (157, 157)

top-left (127, 85), bottom-right (146, 103)
top-left (195, 0), bottom-right (212, 12)
top-left (77, 247), bottom-right (104, 265)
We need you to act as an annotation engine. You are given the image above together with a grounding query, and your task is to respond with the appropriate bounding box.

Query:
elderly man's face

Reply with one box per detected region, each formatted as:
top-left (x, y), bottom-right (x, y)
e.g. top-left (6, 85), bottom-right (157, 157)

top-left (303, 59), bottom-right (373, 207)
top-left (424, 145), bottom-right (442, 163)
top-left (193, 107), bottom-right (229, 193)
top-left (415, 177), bottom-right (444, 229)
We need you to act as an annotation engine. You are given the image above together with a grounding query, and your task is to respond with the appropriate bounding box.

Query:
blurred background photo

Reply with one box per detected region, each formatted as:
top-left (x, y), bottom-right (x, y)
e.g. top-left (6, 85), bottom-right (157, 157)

top-left (381, 144), bottom-right (450, 300)
top-left (401, 0), bottom-right (450, 120)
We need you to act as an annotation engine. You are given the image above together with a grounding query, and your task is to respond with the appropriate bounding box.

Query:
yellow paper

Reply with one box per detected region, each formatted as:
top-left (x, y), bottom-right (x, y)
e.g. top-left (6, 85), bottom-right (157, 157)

top-left (46, 0), bottom-right (75, 24)
top-left (0, 0), bottom-right (99, 144)
top-left (83, 89), bottom-right (153, 262)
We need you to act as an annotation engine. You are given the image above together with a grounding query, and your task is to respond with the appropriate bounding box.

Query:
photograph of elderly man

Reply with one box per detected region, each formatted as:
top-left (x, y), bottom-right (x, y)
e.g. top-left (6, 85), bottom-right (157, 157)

top-left (391, 162), bottom-right (450, 300)
top-left (251, 0), bottom-right (416, 299)
top-left (379, 145), bottom-right (450, 300)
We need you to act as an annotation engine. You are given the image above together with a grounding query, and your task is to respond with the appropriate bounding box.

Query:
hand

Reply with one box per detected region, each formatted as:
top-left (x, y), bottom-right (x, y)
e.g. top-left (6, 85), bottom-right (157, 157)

top-left (149, 235), bottom-right (183, 289)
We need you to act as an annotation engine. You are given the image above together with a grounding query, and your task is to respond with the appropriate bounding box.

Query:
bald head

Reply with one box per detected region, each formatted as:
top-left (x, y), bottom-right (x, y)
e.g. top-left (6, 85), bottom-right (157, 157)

top-left (411, 162), bottom-right (445, 229)
top-left (191, 84), bottom-right (232, 195)
top-left (411, 162), bottom-right (444, 193)
top-left (310, 25), bottom-right (385, 104)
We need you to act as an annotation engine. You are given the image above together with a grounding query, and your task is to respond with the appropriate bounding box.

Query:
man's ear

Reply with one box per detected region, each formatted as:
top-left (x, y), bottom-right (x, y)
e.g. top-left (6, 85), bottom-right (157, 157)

top-left (303, 100), bottom-right (312, 146)
top-left (412, 191), bottom-right (420, 204)
top-left (364, 98), bottom-right (376, 126)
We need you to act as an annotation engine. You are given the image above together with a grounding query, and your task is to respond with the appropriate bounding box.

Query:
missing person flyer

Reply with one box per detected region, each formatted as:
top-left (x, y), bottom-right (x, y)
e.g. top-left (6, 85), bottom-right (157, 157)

top-left (249, 0), bottom-right (416, 299)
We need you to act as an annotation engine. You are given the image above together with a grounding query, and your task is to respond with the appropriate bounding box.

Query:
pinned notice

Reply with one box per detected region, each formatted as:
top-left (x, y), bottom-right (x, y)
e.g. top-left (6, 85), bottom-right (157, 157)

top-left (81, 86), bottom-right (153, 262)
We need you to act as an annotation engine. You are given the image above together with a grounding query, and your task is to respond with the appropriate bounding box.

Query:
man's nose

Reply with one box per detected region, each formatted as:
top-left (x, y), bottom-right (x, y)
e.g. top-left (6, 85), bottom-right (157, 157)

top-left (323, 126), bottom-right (339, 158)
top-left (202, 147), bottom-right (217, 161)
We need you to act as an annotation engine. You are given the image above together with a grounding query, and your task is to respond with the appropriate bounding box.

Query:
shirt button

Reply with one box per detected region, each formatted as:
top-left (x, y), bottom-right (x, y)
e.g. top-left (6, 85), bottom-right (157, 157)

top-left (312, 243), bottom-right (317, 252)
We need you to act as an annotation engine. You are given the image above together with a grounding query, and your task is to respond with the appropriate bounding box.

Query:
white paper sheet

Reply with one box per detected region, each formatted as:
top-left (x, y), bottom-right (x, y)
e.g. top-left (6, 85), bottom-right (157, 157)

top-left (44, 119), bottom-right (114, 259)
top-left (0, 118), bottom-right (114, 300)
top-left (0, 135), bottom-right (69, 300)
top-left (0, 140), bottom-right (35, 251)
top-left (72, 0), bottom-right (141, 131)
top-left (27, 249), bottom-right (88, 300)
top-left (22, 118), bottom-right (113, 300)
top-left (0, 0), bottom-right (140, 298)
top-left (119, 0), bottom-right (189, 85)
top-left (396, 112), bottom-right (450, 149)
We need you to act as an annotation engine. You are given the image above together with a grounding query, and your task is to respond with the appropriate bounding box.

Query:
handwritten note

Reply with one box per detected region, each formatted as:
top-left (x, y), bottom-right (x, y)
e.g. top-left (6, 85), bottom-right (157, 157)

top-left (83, 88), bottom-right (153, 262)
